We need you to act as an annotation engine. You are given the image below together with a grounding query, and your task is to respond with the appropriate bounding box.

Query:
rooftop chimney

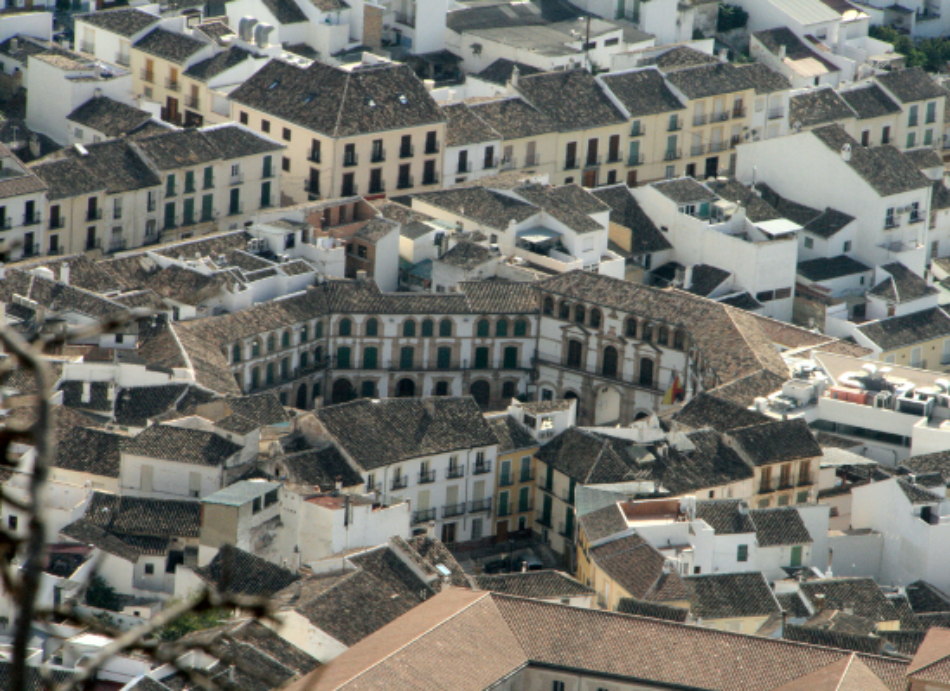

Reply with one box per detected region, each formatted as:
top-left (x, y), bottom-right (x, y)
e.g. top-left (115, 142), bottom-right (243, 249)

top-left (778, 44), bottom-right (786, 60)
top-left (60, 264), bottom-right (70, 285)
top-left (511, 64), bottom-right (520, 88)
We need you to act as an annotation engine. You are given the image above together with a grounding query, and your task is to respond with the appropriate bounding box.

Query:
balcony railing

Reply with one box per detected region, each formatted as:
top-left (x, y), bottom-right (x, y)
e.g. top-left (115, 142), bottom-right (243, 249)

top-left (80, 41), bottom-right (95, 53)
top-left (421, 173), bottom-right (439, 186)
top-left (185, 95), bottom-right (200, 109)
top-left (86, 209), bottom-right (102, 221)
top-left (165, 78), bottom-right (180, 92)
top-left (397, 175), bottom-right (414, 190)
top-left (730, 135), bottom-right (742, 148)
top-left (709, 140), bottom-right (729, 153)
top-left (228, 204), bottom-right (243, 216)
top-left (21, 243), bottom-right (39, 258)
top-left (484, 157), bottom-right (498, 169)
top-left (304, 182), bottom-right (320, 198)
top-left (85, 239), bottom-right (101, 251)
top-left (630, 125), bottom-right (646, 137)
top-left (690, 144), bottom-right (705, 157)
top-left (412, 508), bottom-right (437, 524)
top-left (627, 153), bottom-right (644, 166)
top-left (22, 213), bottom-right (40, 226)
top-left (501, 157), bottom-right (517, 171)
top-left (444, 502), bottom-right (466, 518)
top-left (473, 460), bottom-right (492, 475)
top-left (447, 466), bottom-right (465, 479)
top-left (524, 153), bottom-right (540, 166)
top-left (230, 173), bottom-right (244, 185)
top-left (108, 238), bottom-right (127, 253)
top-left (536, 511), bottom-right (553, 528)
top-left (400, 145), bottom-right (414, 159)
top-left (497, 504), bottom-right (512, 517)
top-left (115, 52), bottom-right (130, 66)
top-left (517, 501), bottom-right (532, 513)
top-left (308, 151), bottom-right (321, 164)
top-left (520, 470), bottom-right (534, 483)
top-left (668, 118), bottom-right (682, 132)
top-left (732, 106), bottom-right (747, 118)
top-left (585, 156), bottom-right (601, 167)
top-left (391, 476), bottom-right (408, 490)
top-left (343, 153), bottom-right (358, 167)
top-left (664, 149), bottom-right (681, 161)
top-left (368, 182), bottom-right (385, 195)
top-left (49, 217), bottom-right (64, 230)
top-left (371, 148), bottom-right (386, 163)
top-left (711, 111), bottom-right (730, 123)
top-left (141, 70), bottom-right (154, 83)
top-left (607, 152), bottom-right (622, 164)
top-left (419, 470), bottom-right (436, 484)
top-left (693, 113), bottom-right (708, 126)
top-left (470, 498), bottom-right (492, 513)
top-left (457, 161), bottom-right (473, 174)
top-left (564, 159), bottom-right (578, 171)
top-left (424, 142), bottom-right (440, 155)
top-left (768, 107), bottom-right (785, 120)
top-left (499, 473), bottom-right (514, 487)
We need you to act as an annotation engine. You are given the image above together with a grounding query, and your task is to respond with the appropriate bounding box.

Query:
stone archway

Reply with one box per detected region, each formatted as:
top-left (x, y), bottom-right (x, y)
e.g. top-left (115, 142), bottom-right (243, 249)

top-left (395, 378), bottom-right (416, 398)
top-left (331, 378), bottom-right (356, 404)
top-left (295, 383), bottom-right (308, 410)
top-left (470, 380), bottom-right (491, 407)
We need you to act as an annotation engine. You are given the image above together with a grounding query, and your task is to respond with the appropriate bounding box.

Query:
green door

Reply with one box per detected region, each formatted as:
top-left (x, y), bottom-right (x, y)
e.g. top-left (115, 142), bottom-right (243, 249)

top-left (518, 486), bottom-right (530, 512)
top-left (229, 188), bottom-right (240, 215)
top-left (337, 346), bottom-right (351, 369)
top-left (164, 202), bottom-right (175, 229)
top-left (542, 494), bottom-right (552, 525)
top-left (628, 140), bottom-right (640, 165)
top-left (790, 545), bottom-right (803, 568)
top-left (400, 346), bottom-right (414, 369)
top-left (182, 198), bottom-right (194, 226)
top-left (498, 491), bottom-right (509, 516)
top-left (545, 465), bottom-right (554, 491)
top-left (261, 181), bottom-right (271, 207)
top-left (503, 346), bottom-right (518, 369)
top-left (201, 194), bottom-right (213, 221)
top-left (474, 347), bottom-right (489, 369)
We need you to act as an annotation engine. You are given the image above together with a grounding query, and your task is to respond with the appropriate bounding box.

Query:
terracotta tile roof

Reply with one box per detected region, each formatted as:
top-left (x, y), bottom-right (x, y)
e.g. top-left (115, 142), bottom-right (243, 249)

top-left (487, 415), bottom-right (536, 453)
top-left (67, 96), bottom-right (153, 137)
top-left (876, 67), bottom-right (948, 104)
top-left (29, 138), bottom-right (160, 200)
top-left (516, 69), bottom-right (626, 130)
top-left (54, 425), bottom-right (124, 478)
top-left (82, 490), bottom-right (201, 538)
top-left (857, 307), bottom-right (950, 351)
top-left (577, 503), bottom-right (628, 543)
top-left (76, 7), bottom-right (160, 36)
top-left (123, 424), bottom-right (242, 466)
top-left (194, 544), bottom-right (301, 597)
top-left (441, 102), bottom-right (500, 147)
top-left (908, 628), bottom-right (950, 683)
top-left (749, 507), bottom-right (813, 546)
top-left (133, 27), bottom-right (207, 63)
top-left (685, 572), bottom-right (780, 620)
top-left (906, 580), bottom-right (950, 614)
top-left (800, 579), bottom-right (904, 624)
top-left (278, 446), bottom-right (364, 490)
top-left (589, 533), bottom-right (689, 601)
top-left (670, 392), bottom-right (770, 432)
top-left (840, 83), bottom-right (902, 119)
top-left (790, 87), bottom-right (855, 128)
top-left (868, 261), bottom-right (937, 304)
top-left (770, 654), bottom-right (893, 691)
top-left (695, 499), bottom-right (755, 534)
top-left (616, 597), bottom-right (689, 621)
top-left (600, 67), bottom-right (685, 117)
top-left (728, 418), bottom-right (822, 467)
top-left (473, 570), bottom-right (592, 599)
top-left (474, 58), bottom-right (542, 86)
top-left (230, 60), bottom-right (444, 138)
top-left (317, 397), bottom-right (497, 470)
top-left (467, 96), bottom-right (557, 139)
top-left (592, 184), bottom-right (672, 255)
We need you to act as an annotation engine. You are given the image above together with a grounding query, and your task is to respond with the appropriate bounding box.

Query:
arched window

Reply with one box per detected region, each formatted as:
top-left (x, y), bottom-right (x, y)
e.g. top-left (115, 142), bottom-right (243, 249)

top-left (361, 381), bottom-right (376, 398)
top-left (514, 318), bottom-right (528, 337)
top-left (559, 302), bottom-right (570, 320)
top-left (266, 362), bottom-right (275, 385)
top-left (232, 343), bottom-right (242, 364)
top-left (477, 319), bottom-right (490, 337)
top-left (315, 321), bottom-right (324, 338)
top-left (639, 357), bottom-right (654, 387)
top-left (421, 319), bottom-right (434, 337)
top-left (470, 380), bottom-right (491, 407)
top-left (642, 323), bottom-right (653, 342)
top-left (282, 331), bottom-right (291, 348)
top-left (625, 318), bottom-right (637, 338)
top-left (434, 381), bottom-right (450, 396)
top-left (314, 346), bottom-right (323, 364)
top-left (502, 380), bottom-right (517, 399)
top-left (543, 297), bottom-right (554, 315)
top-left (301, 324), bottom-right (309, 343)
top-left (250, 367), bottom-right (260, 389)
top-left (574, 304), bottom-right (586, 324)
top-left (567, 339), bottom-right (583, 368)
top-left (280, 357), bottom-right (290, 380)
top-left (602, 346), bottom-right (618, 378)
top-left (658, 326), bottom-right (669, 346)
top-left (439, 318), bottom-right (453, 337)
top-left (673, 330), bottom-right (686, 350)
top-left (403, 320), bottom-right (416, 337)
top-left (365, 318), bottom-right (379, 337)
top-left (337, 346), bottom-right (352, 369)
top-left (339, 318), bottom-right (352, 337)
top-left (267, 334), bottom-right (276, 352)
top-left (363, 346), bottom-right (378, 369)
top-left (313, 381), bottom-right (322, 399)
top-left (300, 352), bottom-right (309, 369)
top-left (252, 340), bottom-right (261, 358)
top-left (496, 319), bottom-right (508, 337)
top-left (590, 308), bottom-right (602, 329)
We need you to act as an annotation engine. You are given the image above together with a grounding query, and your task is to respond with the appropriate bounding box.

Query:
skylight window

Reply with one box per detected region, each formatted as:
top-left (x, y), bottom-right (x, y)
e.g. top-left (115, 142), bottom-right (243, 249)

top-left (304, 93), bottom-right (316, 103)
top-left (368, 98), bottom-right (376, 107)
top-left (398, 94), bottom-right (408, 105)
top-left (268, 79), bottom-right (280, 89)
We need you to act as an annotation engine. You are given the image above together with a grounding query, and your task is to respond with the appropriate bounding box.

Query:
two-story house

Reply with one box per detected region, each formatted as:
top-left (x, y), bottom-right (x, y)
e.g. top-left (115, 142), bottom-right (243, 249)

top-left (0, 143), bottom-right (47, 260)
top-left (314, 396), bottom-right (500, 544)
top-left (229, 56), bottom-right (446, 204)
top-left (131, 26), bottom-right (214, 126)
